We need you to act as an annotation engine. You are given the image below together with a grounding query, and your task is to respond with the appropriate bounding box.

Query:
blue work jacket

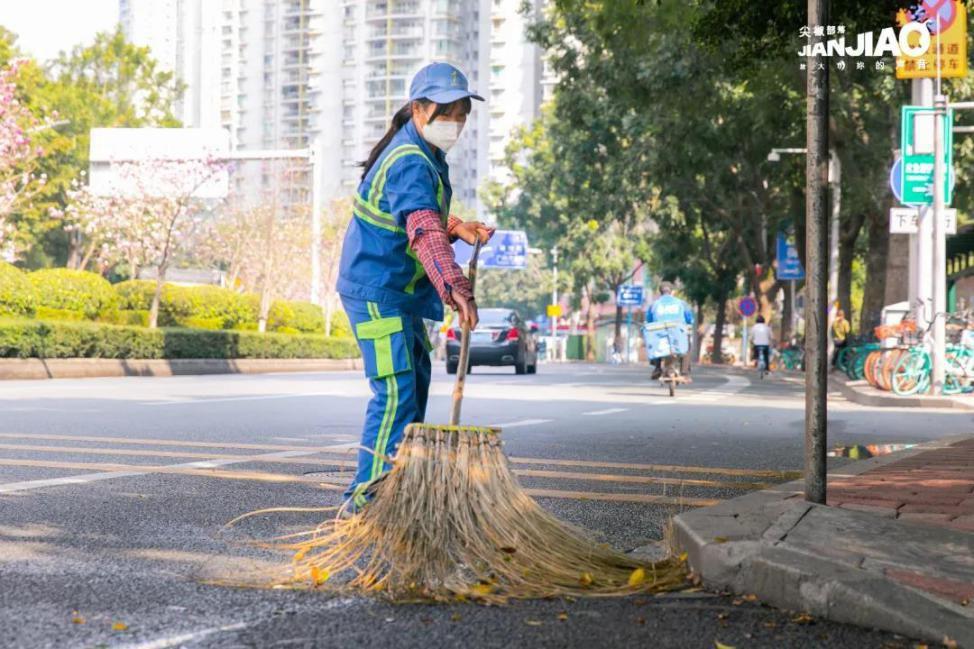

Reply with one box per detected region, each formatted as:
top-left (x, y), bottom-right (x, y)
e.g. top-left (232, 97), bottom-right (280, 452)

top-left (337, 119), bottom-right (452, 321)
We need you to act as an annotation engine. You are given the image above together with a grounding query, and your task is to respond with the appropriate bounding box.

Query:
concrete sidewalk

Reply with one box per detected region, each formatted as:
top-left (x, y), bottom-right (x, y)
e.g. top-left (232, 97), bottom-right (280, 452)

top-left (673, 434), bottom-right (974, 648)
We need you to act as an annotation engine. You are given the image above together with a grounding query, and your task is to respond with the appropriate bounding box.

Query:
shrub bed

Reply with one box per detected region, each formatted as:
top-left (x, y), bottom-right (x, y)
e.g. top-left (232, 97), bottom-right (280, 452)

top-left (29, 269), bottom-right (117, 320)
top-left (0, 262), bottom-right (36, 318)
top-left (0, 319), bottom-right (359, 360)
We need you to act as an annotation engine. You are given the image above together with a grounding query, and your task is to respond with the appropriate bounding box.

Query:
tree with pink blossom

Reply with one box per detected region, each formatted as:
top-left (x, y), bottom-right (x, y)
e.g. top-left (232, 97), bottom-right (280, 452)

top-left (0, 58), bottom-right (46, 261)
top-left (62, 157), bottom-right (226, 327)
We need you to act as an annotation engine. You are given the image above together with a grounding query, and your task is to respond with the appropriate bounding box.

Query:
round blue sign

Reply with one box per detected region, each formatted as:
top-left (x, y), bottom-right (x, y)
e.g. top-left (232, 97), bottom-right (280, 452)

top-left (738, 296), bottom-right (758, 318)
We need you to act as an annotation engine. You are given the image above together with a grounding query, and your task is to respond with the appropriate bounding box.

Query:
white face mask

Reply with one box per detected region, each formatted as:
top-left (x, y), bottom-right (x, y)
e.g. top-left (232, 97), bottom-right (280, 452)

top-left (422, 119), bottom-right (463, 152)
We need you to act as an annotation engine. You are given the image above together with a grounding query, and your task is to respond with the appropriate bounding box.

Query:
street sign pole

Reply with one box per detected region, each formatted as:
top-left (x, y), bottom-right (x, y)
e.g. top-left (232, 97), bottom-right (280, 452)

top-left (933, 93), bottom-right (948, 392)
top-left (805, 0), bottom-right (829, 505)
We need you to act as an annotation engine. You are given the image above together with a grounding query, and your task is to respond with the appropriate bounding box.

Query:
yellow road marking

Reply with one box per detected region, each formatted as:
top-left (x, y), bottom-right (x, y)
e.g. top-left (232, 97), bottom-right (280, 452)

top-left (510, 456), bottom-right (801, 480)
top-left (0, 433), bottom-right (345, 454)
top-left (0, 435), bottom-right (800, 481)
top-left (0, 458), bottom-right (345, 490)
top-left (514, 469), bottom-right (768, 491)
top-left (524, 488), bottom-right (720, 507)
top-left (0, 443), bottom-right (356, 468)
top-left (0, 445), bottom-right (762, 491)
top-left (0, 458), bottom-right (716, 507)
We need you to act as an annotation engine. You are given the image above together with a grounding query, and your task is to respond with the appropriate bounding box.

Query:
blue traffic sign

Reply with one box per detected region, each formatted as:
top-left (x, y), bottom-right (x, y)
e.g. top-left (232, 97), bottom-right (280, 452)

top-left (616, 284), bottom-right (644, 307)
top-left (453, 230), bottom-right (529, 269)
top-left (890, 154), bottom-right (955, 207)
top-left (775, 231), bottom-right (805, 281)
top-left (738, 296), bottom-right (758, 318)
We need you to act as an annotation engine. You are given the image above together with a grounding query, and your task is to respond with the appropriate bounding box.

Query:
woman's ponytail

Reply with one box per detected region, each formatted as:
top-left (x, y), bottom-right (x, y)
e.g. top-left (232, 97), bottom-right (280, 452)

top-left (361, 102), bottom-right (422, 180)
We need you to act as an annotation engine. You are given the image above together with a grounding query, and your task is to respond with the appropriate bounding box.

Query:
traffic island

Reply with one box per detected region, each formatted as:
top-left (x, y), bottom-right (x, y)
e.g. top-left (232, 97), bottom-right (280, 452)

top-left (672, 434), bottom-right (974, 648)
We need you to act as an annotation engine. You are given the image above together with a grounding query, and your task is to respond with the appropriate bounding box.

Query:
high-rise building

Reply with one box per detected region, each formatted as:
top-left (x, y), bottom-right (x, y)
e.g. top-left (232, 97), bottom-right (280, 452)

top-left (484, 0), bottom-right (553, 185)
top-left (120, 1), bottom-right (549, 216)
top-left (119, 0), bottom-right (224, 131)
top-left (337, 0), bottom-right (487, 214)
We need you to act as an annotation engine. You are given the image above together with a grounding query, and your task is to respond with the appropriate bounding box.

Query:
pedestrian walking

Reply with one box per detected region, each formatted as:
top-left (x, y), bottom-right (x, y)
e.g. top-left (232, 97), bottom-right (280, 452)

top-left (336, 62), bottom-right (493, 511)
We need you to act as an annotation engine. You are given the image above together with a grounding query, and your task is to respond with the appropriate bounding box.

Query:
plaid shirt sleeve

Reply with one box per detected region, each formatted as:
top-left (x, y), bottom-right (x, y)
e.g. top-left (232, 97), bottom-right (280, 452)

top-left (406, 210), bottom-right (473, 309)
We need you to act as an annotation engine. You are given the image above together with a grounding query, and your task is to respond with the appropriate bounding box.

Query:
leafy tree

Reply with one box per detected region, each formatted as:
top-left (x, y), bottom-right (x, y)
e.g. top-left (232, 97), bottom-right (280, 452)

top-left (0, 27), bottom-right (183, 267)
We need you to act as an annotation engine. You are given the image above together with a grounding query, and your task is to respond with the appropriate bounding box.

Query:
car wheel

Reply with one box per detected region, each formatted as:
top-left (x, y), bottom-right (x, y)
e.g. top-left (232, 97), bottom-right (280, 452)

top-left (527, 363), bottom-right (537, 374)
top-left (446, 362), bottom-right (458, 375)
top-left (515, 358), bottom-right (527, 375)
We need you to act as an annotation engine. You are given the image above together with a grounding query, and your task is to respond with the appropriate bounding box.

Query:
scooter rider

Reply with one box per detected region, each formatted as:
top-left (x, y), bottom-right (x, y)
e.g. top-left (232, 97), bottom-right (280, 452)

top-left (645, 282), bottom-right (694, 380)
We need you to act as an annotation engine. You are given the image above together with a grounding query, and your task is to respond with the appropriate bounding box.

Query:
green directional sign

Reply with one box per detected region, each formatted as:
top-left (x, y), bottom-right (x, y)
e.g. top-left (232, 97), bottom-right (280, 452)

top-left (901, 105), bottom-right (954, 206)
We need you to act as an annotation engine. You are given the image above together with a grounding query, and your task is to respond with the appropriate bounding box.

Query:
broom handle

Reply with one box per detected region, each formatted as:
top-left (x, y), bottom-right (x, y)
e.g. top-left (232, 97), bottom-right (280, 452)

top-left (450, 239), bottom-right (482, 426)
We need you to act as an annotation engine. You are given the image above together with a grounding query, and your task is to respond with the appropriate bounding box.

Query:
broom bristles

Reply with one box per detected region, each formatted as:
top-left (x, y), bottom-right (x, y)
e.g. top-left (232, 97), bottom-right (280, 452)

top-left (234, 423), bottom-right (687, 603)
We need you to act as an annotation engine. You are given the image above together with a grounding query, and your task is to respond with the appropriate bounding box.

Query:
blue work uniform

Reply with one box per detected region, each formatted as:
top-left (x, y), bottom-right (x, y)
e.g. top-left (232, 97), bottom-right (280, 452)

top-left (646, 294), bottom-right (694, 326)
top-left (336, 119), bottom-right (451, 509)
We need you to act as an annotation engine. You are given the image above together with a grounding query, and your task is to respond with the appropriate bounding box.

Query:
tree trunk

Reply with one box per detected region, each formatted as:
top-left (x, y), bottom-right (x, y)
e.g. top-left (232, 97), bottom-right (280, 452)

top-left (861, 210), bottom-right (890, 335)
top-left (837, 211), bottom-right (864, 321)
top-left (711, 290), bottom-right (728, 364)
top-left (585, 284), bottom-right (597, 362)
top-left (613, 303), bottom-right (624, 355)
top-left (782, 281), bottom-right (794, 342)
top-left (148, 263), bottom-right (167, 329)
top-left (694, 302), bottom-right (704, 363)
top-left (78, 241), bottom-right (97, 272)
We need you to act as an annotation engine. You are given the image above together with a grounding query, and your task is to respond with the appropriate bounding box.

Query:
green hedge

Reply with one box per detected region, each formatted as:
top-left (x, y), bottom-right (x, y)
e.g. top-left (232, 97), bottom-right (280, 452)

top-left (0, 262), bottom-right (36, 318)
top-left (0, 318), bottom-right (360, 360)
top-left (29, 269), bottom-right (117, 320)
top-left (114, 280), bottom-right (258, 328)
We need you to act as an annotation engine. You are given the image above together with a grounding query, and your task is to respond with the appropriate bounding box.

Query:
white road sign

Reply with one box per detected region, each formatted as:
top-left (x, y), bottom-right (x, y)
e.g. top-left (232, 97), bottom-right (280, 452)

top-left (889, 207), bottom-right (957, 235)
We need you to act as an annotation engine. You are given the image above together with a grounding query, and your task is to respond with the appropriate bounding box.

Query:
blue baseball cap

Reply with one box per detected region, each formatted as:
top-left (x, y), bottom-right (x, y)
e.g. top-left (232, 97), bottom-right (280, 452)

top-left (409, 62), bottom-right (484, 104)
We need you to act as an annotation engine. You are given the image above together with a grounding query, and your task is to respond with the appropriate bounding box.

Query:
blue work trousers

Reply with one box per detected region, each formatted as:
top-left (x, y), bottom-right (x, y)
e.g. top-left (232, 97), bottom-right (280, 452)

top-left (341, 296), bottom-right (432, 508)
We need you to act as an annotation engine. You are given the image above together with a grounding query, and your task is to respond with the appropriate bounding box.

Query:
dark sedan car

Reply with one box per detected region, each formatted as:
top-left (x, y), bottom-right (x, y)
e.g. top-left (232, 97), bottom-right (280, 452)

top-left (446, 308), bottom-right (538, 375)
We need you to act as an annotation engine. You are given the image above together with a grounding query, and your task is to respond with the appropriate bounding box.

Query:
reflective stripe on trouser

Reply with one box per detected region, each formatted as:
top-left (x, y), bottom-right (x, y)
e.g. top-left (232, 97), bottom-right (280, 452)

top-left (341, 295), bottom-right (432, 508)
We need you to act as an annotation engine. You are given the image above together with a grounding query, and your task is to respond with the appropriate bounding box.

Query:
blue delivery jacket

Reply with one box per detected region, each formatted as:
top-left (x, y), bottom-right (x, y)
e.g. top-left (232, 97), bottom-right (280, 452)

top-left (337, 120), bottom-right (452, 321)
top-left (646, 294), bottom-right (694, 326)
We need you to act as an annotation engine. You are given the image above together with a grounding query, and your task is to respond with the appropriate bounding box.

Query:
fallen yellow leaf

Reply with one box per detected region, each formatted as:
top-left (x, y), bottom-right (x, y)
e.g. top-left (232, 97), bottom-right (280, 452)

top-left (678, 552), bottom-right (689, 563)
top-left (310, 566), bottom-right (330, 586)
top-left (112, 622), bottom-right (128, 632)
top-left (450, 613), bottom-right (462, 622)
top-left (293, 549), bottom-right (307, 562)
top-left (628, 568), bottom-right (647, 587)
top-left (713, 536), bottom-right (729, 543)
top-left (792, 613), bottom-right (814, 624)
top-left (943, 637), bottom-right (958, 649)
top-left (714, 641), bottom-right (736, 649)
top-left (71, 615), bottom-right (85, 625)
top-left (525, 619), bottom-right (543, 626)
top-left (557, 612), bottom-right (568, 621)
top-left (743, 593), bottom-right (758, 602)
top-left (471, 583), bottom-right (493, 597)
top-left (579, 572), bottom-right (593, 587)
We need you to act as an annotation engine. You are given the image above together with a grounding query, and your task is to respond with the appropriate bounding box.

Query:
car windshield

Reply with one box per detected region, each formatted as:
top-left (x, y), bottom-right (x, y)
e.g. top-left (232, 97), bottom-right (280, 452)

top-left (478, 309), bottom-right (514, 326)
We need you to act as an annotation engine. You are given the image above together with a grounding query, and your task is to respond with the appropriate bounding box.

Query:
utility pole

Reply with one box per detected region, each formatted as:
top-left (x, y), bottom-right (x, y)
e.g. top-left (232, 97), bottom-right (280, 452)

top-left (551, 246), bottom-right (559, 340)
top-left (932, 93), bottom-right (948, 392)
top-left (310, 138), bottom-right (323, 305)
top-left (805, 0), bottom-right (829, 505)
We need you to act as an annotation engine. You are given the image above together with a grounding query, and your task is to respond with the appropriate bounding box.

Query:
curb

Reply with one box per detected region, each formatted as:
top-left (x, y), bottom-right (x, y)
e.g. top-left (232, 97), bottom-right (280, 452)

top-left (672, 435), bottom-right (974, 648)
top-left (830, 376), bottom-right (974, 410)
top-left (0, 358), bottom-right (363, 380)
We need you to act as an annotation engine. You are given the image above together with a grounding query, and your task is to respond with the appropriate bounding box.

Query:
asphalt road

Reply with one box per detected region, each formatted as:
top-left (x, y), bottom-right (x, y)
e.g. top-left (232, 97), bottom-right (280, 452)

top-left (1, 362), bottom-right (969, 649)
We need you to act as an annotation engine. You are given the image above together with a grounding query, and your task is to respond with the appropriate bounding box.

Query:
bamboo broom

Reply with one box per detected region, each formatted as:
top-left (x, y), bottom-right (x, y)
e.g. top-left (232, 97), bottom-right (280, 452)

top-left (233, 240), bottom-right (687, 603)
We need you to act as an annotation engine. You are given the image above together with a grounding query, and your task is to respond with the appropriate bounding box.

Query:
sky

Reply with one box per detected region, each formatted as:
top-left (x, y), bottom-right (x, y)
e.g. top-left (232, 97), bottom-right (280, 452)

top-left (1, 0), bottom-right (118, 62)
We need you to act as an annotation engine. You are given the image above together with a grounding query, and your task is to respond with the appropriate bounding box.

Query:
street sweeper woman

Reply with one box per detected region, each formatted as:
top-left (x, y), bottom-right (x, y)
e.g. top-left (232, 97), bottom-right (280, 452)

top-left (336, 62), bottom-right (493, 511)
